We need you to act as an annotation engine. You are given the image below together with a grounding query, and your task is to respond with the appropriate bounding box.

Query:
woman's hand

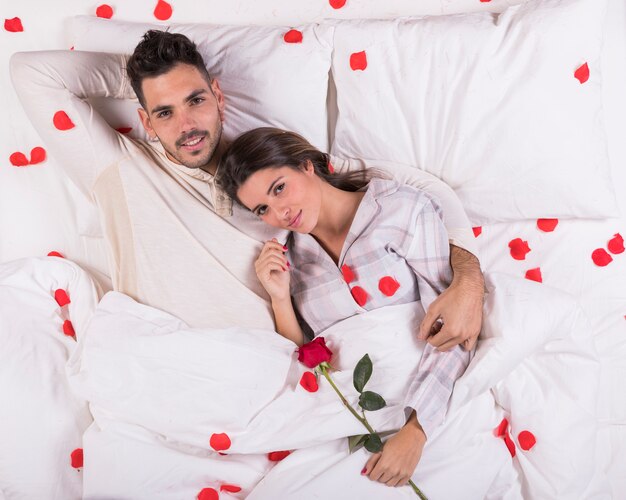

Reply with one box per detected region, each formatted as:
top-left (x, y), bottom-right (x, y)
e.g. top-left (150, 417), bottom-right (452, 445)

top-left (362, 416), bottom-right (426, 487)
top-left (255, 238), bottom-right (291, 302)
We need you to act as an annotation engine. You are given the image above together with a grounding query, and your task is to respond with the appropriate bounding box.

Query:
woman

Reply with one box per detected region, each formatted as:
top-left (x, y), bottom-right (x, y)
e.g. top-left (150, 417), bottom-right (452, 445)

top-left (217, 127), bottom-right (470, 489)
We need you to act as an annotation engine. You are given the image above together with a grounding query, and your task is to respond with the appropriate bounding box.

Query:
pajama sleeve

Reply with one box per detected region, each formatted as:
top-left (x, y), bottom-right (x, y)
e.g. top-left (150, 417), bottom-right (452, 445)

top-left (401, 193), bottom-right (471, 437)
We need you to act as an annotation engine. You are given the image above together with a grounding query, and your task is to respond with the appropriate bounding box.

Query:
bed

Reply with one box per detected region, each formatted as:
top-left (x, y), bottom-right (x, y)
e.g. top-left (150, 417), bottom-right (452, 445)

top-left (1, 0), bottom-right (624, 498)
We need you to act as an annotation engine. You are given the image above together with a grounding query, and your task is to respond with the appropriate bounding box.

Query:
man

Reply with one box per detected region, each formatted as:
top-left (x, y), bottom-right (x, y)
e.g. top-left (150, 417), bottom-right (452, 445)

top-left (10, 30), bottom-right (483, 348)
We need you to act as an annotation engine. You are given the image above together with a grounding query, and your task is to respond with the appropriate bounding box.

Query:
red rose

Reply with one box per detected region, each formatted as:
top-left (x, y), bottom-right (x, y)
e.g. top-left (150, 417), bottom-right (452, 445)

top-left (297, 337), bottom-right (332, 368)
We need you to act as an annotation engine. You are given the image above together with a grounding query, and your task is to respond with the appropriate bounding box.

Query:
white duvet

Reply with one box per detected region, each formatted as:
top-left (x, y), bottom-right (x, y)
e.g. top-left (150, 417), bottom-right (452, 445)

top-left (0, 258), bottom-right (609, 499)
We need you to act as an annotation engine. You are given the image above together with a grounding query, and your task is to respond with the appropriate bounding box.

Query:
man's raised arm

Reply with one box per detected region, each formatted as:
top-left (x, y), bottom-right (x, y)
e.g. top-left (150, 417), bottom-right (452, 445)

top-left (10, 50), bottom-right (135, 198)
top-left (332, 156), bottom-right (485, 351)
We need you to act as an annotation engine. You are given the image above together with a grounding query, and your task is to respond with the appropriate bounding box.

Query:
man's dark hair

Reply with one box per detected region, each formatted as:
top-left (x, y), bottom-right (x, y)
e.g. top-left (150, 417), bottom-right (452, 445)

top-left (127, 30), bottom-right (212, 108)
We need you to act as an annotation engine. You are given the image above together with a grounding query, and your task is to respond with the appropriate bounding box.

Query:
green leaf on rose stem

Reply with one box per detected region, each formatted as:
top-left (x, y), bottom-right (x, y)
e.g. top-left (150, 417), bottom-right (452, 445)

top-left (353, 354), bottom-right (373, 393)
top-left (348, 434), bottom-right (368, 453)
top-left (364, 433), bottom-right (383, 453)
top-left (358, 391), bottom-right (386, 411)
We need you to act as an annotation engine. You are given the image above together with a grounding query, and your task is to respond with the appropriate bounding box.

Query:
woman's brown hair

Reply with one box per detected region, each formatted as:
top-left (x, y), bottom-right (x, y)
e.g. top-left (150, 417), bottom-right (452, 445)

top-left (217, 127), bottom-right (379, 205)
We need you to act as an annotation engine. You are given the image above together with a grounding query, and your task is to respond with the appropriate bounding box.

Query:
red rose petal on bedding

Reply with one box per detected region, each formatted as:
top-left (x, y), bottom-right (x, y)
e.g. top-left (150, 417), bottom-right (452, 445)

top-left (350, 51), bottom-right (367, 71)
top-left (115, 127), bottom-right (132, 134)
top-left (299, 371), bottom-right (319, 392)
top-left (608, 233), bottom-right (624, 254)
top-left (518, 430), bottom-right (536, 451)
top-left (537, 218), bottom-right (558, 232)
top-left (524, 268), bottom-right (542, 283)
top-left (574, 62), bottom-right (590, 84)
top-left (472, 226), bottom-right (482, 237)
top-left (96, 4), bottom-right (114, 18)
top-left (592, 248), bottom-right (612, 267)
top-left (47, 251), bottom-right (65, 258)
top-left (54, 289), bottom-right (71, 307)
top-left (284, 29), bottom-right (303, 44)
top-left (268, 450), bottom-right (291, 461)
top-left (210, 433), bottom-right (231, 451)
top-left (350, 286), bottom-right (369, 307)
top-left (197, 488), bottom-right (219, 500)
top-left (53, 111), bottom-right (75, 131)
top-left (9, 152), bottom-right (29, 167)
top-left (378, 276), bottom-right (400, 297)
top-left (4, 17), bottom-right (24, 32)
top-left (328, 161), bottom-right (335, 174)
top-left (494, 418), bottom-right (508, 437)
top-left (220, 484), bottom-right (242, 493)
top-left (70, 448), bottom-right (83, 468)
top-left (508, 238), bottom-right (531, 260)
top-left (63, 320), bottom-right (76, 337)
top-left (341, 264), bottom-right (355, 283)
top-left (154, 0), bottom-right (173, 20)
top-left (29, 147), bottom-right (46, 164)
top-left (503, 434), bottom-right (516, 457)
top-left (329, 0), bottom-right (347, 8)
top-left (480, 0), bottom-right (491, 3)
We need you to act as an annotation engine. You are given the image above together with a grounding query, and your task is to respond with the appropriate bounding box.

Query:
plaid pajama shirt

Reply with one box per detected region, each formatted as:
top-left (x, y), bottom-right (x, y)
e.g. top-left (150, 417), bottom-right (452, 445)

top-left (288, 178), bottom-right (471, 436)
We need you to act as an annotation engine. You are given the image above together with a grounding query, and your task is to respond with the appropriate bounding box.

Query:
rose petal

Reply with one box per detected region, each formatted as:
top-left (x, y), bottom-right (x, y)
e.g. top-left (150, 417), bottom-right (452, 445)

top-left (574, 62), bottom-right (590, 84)
top-left (47, 251), bottom-right (65, 258)
top-left (607, 233), bottom-right (624, 255)
top-left (472, 226), bottom-right (482, 237)
top-left (591, 248), bottom-right (613, 267)
top-left (70, 448), bottom-right (83, 468)
top-left (524, 268), bottom-right (542, 283)
top-left (299, 371), bottom-right (319, 392)
top-left (9, 152), bottom-right (29, 167)
top-left (350, 286), bottom-right (368, 307)
top-left (537, 218), bottom-right (558, 232)
top-left (53, 111), bottom-right (75, 131)
top-left (378, 276), bottom-right (400, 297)
top-left (54, 289), bottom-right (71, 307)
top-left (503, 434), bottom-right (516, 457)
top-left (329, 0), bottom-right (347, 8)
top-left (63, 320), bottom-right (76, 337)
top-left (209, 433), bottom-right (231, 451)
top-left (341, 264), bottom-right (355, 283)
top-left (283, 29), bottom-right (303, 44)
top-left (154, 0), bottom-right (173, 20)
top-left (508, 238), bottom-right (531, 260)
top-left (29, 147), bottom-right (46, 165)
top-left (350, 51), bottom-right (367, 71)
top-left (328, 161), bottom-right (335, 174)
top-left (4, 17), bottom-right (24, 32)
top-left (96, 4), bottom-right (114, 18)
top-left (197, 488), bottom-right (219, 500)
top-left (115, 127), bottom-right (133, 134)
top-left (220, 484), bottom-right (242, 493)
top-left (518, 430), bottom-right (536, 451)
top-left (268, 450), bottom-right (291, 461)
top-left (494, 418), bottom-right (508, 438)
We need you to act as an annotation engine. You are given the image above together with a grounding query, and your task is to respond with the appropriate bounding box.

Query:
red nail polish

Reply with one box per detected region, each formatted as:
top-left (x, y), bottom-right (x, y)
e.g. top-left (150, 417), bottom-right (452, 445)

top-left (286, 261), bottom-right (291, 268)
top-left (361, 467), bottom-right (367, 475)
top-left (283, 245), bottom-right (288, 251)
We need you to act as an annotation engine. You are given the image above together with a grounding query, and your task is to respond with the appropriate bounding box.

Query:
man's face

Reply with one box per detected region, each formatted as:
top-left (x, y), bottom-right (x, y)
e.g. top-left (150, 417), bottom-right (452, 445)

top-left (138, 63), bottom-right (225, 172)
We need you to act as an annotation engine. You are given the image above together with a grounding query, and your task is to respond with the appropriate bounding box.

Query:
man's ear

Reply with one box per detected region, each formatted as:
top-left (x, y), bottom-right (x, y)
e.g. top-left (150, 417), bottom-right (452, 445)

top-left (211, 78), bottom-right (226, 122)
top-left (137, 108), bottom-right (156, 140)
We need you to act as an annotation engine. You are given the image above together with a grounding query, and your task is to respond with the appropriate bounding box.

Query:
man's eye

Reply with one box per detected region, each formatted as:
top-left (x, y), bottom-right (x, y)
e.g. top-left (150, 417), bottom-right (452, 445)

top-left (257, 206), bottom-right (268, 216)
top-left (191, 97), bottom-right (205, 105)
top-left (157, 110), bottom-right (171, 119)
top-left (274, 183), bottom-right (285, 195)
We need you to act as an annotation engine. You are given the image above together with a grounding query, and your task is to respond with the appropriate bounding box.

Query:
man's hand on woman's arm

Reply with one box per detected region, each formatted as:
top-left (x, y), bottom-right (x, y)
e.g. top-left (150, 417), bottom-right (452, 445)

top-left (418, 245), bottom-right (485, 351)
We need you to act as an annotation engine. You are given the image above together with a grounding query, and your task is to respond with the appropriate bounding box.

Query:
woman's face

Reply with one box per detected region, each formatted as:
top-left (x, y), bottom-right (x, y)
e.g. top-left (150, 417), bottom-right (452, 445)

top-left (237, 162), bottom-right (322, 233)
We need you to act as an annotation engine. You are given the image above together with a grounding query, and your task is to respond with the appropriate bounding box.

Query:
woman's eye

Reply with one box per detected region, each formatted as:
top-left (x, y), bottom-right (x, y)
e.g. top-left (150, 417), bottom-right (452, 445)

top-left (257, 206), bottom-right (268, 216)
top-left (274, 183), bottom-right (285, 195)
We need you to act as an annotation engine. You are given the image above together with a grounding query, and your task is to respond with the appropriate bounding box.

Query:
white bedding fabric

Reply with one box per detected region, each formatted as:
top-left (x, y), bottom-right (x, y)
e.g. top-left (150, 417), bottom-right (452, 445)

top-left (1, 257), bottom-right (608, 499)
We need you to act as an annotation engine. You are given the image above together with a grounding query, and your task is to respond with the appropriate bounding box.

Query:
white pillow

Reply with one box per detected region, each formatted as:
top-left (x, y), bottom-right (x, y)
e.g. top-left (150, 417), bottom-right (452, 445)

top-left (71, 16), bottom-right (333, 151)
top-left (330, 0), bottom-right (617, 223)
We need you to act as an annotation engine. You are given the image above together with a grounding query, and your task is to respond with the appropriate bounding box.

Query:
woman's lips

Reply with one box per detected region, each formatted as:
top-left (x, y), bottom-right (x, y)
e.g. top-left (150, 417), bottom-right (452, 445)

top-left (288, 210), bottom-right (303, 228)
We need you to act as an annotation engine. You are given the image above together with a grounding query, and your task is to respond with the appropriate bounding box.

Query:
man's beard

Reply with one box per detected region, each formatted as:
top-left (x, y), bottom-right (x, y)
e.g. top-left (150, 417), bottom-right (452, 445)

top-left (162, 122), bottom-right (223, 170)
